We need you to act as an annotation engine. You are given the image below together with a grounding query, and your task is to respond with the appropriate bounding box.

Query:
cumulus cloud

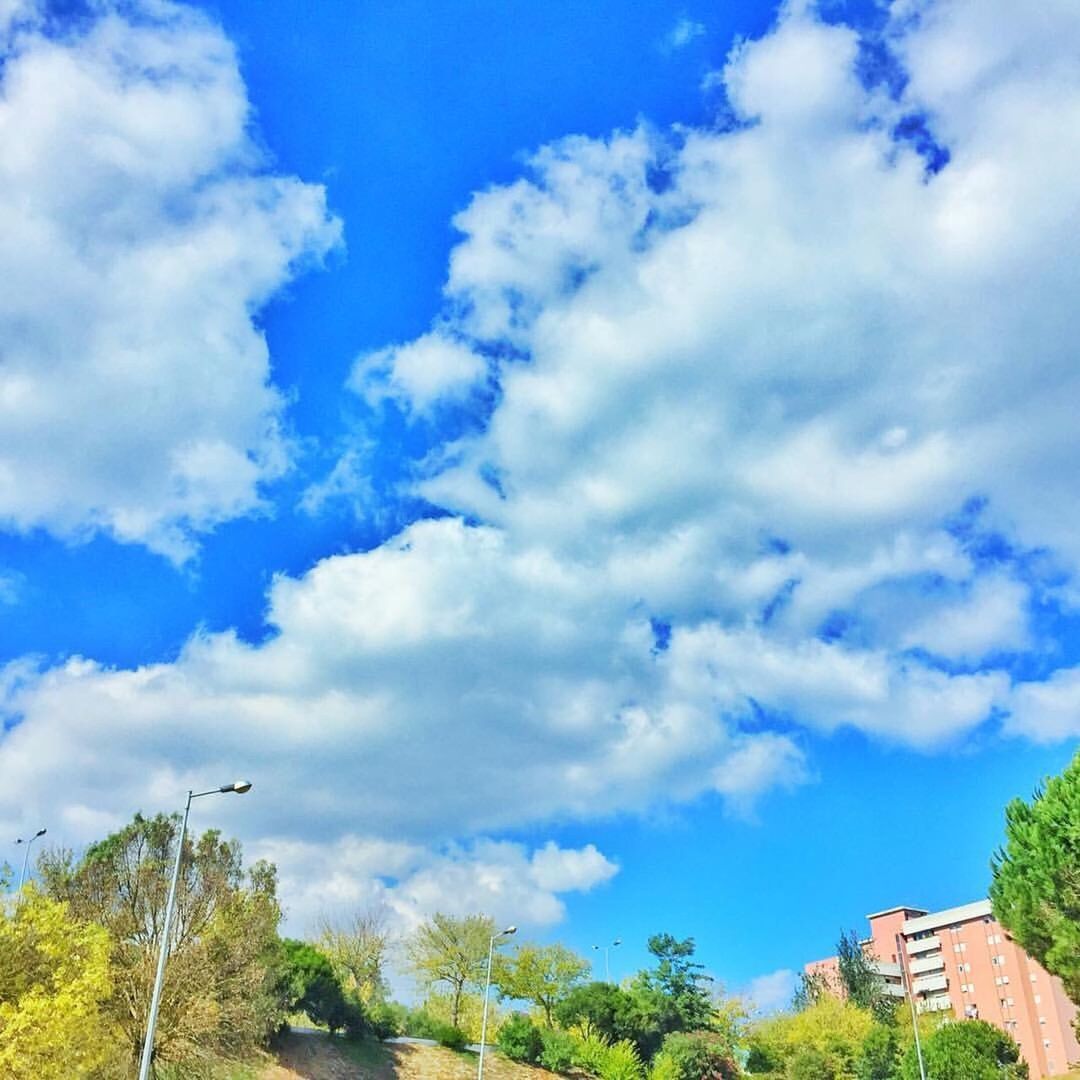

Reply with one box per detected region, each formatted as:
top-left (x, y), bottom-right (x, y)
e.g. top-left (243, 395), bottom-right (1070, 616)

top-left (0, 0), bottom-right (341, 559)
top-left (1006, 667), bottom-right (1080, 742)
top-left (744, 968), bottom-right (798, 1014)
top-left (664, 17), bottom-right (705, 52)
top-left (6, 0), bottom-right (1080, 919)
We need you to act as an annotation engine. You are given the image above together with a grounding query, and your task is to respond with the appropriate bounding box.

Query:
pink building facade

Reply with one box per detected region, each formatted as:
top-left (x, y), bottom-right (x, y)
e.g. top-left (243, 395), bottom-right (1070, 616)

top-left (805, 899), bottom-right (1080, 1079)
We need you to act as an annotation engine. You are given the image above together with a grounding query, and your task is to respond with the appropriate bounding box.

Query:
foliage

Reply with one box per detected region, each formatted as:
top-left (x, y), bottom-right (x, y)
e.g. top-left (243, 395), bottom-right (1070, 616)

top-left (789, 1045), bottom-right (838, 1079)
top-left (557, 980), bottom-right (635, 1040)
top-left (433, 1020), bottom-right (468, 1050)
top-left (649, 1030), bottom-right (740, 1080)
top-left (0, 890), bottom-right (120, 1078)
top-left (540, 1026), bottom-right (578, 1071)
top-left (574, 1032), bottom-right (617, 1074)
top-left (991, 750), bottom-right (1080, 1012)
top-left (499, 1012), bottom-right (545, 1063)
top-left (747, 996), bottom-right (875, 1078)
top-left (898, 1019), bottom-right (1028, 1080)
top-left (637, 933), bottom-right (715, 1032)
top-left (367, 998), bottom-right (406, 1038)
top-left (599, 1038), bottom-right (646, 1080)
top-left (406, 912), bottom-right (495, 1029)
top-left (38, 813), bottom-right (283, 1069)
top-left (855, 1024), bottom-right (901, 1080)
top-left (836, 930), bottom-right (898, 1024)
top-left (791, 969), bottom-right (831, 1012)
top-left (418, 987), bottom-right (490, 1040)
top-left (495, 941), bottom-right (590, 1025)
top-left (278, 938), bottom-right (362, 1035)
top-left (317, 905), bottom-right (393, 1004)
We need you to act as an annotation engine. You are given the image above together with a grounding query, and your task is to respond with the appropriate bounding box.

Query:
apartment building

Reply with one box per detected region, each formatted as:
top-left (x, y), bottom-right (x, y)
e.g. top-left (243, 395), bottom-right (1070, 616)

top-left (804, 899), bottom-right (1080, 1079)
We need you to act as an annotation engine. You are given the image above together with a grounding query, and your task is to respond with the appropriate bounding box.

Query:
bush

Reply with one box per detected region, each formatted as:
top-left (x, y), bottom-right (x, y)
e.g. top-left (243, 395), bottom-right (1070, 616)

top-left (599, 1038), bottom-right (645, 1080)
top-left (432, 1020), bottom-right (468, 1050)
top-left (539, 1027), bottom-right (577, 1072)
top-left (402, 1007), bottom-right (440, 1039)
top-left (499, 1013), bottom-right (544, 1063)
top-left (652, 1031), bottom-right (739, 1080)
top-left (573, 1033), bottom-right (613, 1074)
top-left (368, 1000), bottom-right (406, 1039)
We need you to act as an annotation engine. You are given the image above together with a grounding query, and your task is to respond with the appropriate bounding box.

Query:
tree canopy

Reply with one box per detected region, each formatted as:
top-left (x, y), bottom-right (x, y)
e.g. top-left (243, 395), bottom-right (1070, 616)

top-left (406, 912), bottom-right (496, 1029)
top-left (991, 749), bottom-right (1080, 1012)
top-left (495, 941), bottom-right (590, 1026)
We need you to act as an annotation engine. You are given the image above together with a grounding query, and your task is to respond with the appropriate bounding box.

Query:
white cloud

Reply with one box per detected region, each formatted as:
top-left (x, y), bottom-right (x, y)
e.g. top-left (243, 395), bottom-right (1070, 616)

top-left (744, 968), bottom-right (798, 1014)
top-left (664, 17), bottom-right (705, 52)
top-left (7, 0), bottom-right (1080, 920)
top-left (351, 332), bottom-right (488, 413)
top-left (1006, 667), bottom-right (1080, 742)
top-left (0, 0), bottom-right (341, 559)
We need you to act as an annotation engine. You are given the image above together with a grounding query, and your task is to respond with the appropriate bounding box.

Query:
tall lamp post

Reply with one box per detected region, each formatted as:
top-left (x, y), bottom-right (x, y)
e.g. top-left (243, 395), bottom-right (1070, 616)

top-left (478, 924), bottom-right (516, 1080)
top-left (16, 827), bottom-right (47, 891)
top-left (138, 780), bottom-right (252, 1080)
top-left (592, 937), bottom-right (621, 983)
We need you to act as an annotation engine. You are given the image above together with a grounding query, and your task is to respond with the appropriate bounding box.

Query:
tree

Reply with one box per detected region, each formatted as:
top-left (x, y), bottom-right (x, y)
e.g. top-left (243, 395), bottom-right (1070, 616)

top-left (746, 996), bottom-right (875, 1078)
top-left (651, 1030), bottom-right (740, 1080)
top-left (637, 932), bottom-right (714, 1032)
top-left (0, 890), bottom-right (120, 1078)
top-left (317, 905), bottom-right (393, 1004)
top-left (856, 1024), bottom-right (901, 1080)
top-left (494, 941), bottom-right (590, 1025)
top-left (899, 1019), bottom-right (1028, 1080)
top-left (278, 939), bottom-right (360, 1034)
top-left (406, 912), bottom-right (495, 1029)
top-left (836, 929), bottom-right (897, 1023)
top-left (38, 813), bottom-right (282, 1069)
top-left (991, 750), bottom-right (1080, 1012)
top-left (555, 979), bottom-right (634, 1040)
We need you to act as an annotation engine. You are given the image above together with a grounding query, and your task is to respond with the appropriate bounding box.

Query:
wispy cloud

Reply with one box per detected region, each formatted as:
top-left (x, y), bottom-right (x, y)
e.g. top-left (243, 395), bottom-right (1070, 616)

top-left (664, 16), bottom-right (706, 52)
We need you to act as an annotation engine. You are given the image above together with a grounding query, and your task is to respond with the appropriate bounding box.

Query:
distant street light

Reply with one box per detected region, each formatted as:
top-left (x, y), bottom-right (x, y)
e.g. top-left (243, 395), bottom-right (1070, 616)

top-left (15, 827), bottom-right (47, 892)
top-left (138, 781), bottom-right (252, 1080)
top-left (592, 937), bottom-right (622, 983)
top-left (478, 924), bottom-right (516, 1080)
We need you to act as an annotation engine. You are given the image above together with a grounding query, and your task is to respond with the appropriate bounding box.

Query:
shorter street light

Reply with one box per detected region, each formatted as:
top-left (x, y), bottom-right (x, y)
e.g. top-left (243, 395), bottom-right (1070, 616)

top-left (16, 827), bottom-right (47, 892)
top-left (138, 781), bottom-right (252, 1080)
top-left (592, 937), bottom-right (621, 983)
top-left (478, 924), bottom-right (516, 1080)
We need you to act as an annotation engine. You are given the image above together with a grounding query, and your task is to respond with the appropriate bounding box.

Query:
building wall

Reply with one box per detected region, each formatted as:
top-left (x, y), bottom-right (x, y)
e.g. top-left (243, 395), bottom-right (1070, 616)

top-left (805, 899), bottom-right (1080, 1080)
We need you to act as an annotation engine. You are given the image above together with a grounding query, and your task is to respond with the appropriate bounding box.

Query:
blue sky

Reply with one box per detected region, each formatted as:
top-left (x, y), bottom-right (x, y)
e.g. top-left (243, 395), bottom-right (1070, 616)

top-left (2, 0), bottom-right (1079, 1010)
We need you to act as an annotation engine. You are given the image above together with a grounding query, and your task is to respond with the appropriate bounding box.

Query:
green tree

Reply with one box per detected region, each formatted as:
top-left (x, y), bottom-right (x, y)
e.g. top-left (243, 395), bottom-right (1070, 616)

top-left (837, 930), bottom-right (897, 1024)
top-left (855, 1024), bottom-right (901, 1080)
top-left (555, 979), bottom-right (634, 1040)
top-left (0, 889), bottom-right (120, 1078)
top-left (899, 1019), bottom-right (1028, 1080)
top-left (650, 1030), bottom-right (740, 1079)
top-left (406, 912), bottom-right (495, 1029)
top-left (317, 905), bottom-right (393, 1004)
top-left (278, 939), bottom-right (360, 1034)
top-left (746, 996), bottom-right (875, 1078)
top-left (38, 813), bottom-right (282, 1070)
top-left (638, 933), bottom-right (715, 1032)
top-left (494, 941), bottom-right (590, 1025)
top-left (991, 750), bottom-right (1080, 1013)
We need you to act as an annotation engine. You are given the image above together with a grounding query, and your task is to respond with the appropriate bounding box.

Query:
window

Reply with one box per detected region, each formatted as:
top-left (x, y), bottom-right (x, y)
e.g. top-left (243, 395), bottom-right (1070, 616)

top-left (994, 975), bottom-right (1009, 986)
top-left (991, 955), bottom-right (1006, 966)
top-left (1034, 994), bottom-right (1041, 1004)
top-left (986, 933), bottom-right (1003, 945)
top-left (1031, 973), bottom-right (1039, 982)
top-left (958, 962), bottom-right (970, 973)
top-left (1039, 1017), bottom-right (1047, 1025)
top-left (954, 943), bottom-right (967, 953)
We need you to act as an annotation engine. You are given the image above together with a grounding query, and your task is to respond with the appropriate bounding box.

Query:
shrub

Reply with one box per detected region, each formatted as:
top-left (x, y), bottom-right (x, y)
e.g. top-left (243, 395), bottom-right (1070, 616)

top-left (599, 1038), bottom-right (645, 1080)
top-left (368, 1000), bottom-right (406, 1039)
top-left (499, 1012), bottom-right (544, 1063)
top-left (432, 1020), bottom-right (468, 1050)
top-left (652, 1031), bottom-right (739, 1080)
top-left (540, 1027), bottom-right (577, 1072)
top-left (573, 1033), bottom-right (613, 1073)
top-left (401, 1007), bottom-right (435, 1038)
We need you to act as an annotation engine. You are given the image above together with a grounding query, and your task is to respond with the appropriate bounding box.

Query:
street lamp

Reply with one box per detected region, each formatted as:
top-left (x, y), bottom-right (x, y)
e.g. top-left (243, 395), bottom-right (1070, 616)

top-left (138, 781), bottom-right (252, 1080)
top-left (592, 937), bottom-right (621, 983)
top-left (15, 827), bottom-right (47, 892)
top-left (478, 924), bottom-right (516, 1080)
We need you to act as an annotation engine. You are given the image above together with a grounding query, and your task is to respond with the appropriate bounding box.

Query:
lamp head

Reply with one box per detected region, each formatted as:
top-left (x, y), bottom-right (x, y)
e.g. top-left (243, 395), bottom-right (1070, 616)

top-left (613, 938), bottom-right (622, 946)
top-left (501, 925), bottom-right (517, 937)
top-left (221, 780), bottom-right (253, 794)
top-left (35, 827), bottom-right (47, 838)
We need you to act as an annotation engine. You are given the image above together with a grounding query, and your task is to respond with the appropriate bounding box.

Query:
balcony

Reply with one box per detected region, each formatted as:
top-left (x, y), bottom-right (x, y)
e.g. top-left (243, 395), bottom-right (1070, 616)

top-left (918, 994), bottom-right (953, 1014)
top-left (874, 962), bottom-right (902, 978)
top-left (907, 936), bottom-right (941, 955)
top-left (882, 983), bottom-right (907, 998)
top-left (909, 954), bottom-right (945, 976)
top-left (913, 973), bottom-right (948, 994)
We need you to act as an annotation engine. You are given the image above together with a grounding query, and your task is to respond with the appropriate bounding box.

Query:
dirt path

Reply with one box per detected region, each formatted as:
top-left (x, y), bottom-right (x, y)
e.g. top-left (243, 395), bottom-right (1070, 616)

top-left (261, 1032), bottom-right (562, 1080)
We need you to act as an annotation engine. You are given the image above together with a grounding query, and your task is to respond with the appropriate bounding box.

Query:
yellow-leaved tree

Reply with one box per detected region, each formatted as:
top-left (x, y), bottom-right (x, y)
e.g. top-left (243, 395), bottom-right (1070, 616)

top-left (0, 889), bottom-right (121, 1079)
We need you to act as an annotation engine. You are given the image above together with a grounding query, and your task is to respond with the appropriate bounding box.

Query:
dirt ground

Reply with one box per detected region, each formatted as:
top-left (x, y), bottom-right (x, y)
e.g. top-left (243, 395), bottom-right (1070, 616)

top-left (261, 1032), bottom-right (561, 1080)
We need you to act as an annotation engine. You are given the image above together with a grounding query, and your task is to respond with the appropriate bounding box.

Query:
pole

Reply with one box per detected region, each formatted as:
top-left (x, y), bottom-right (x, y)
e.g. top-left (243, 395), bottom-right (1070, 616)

top-left (478, 933), bottom-right (496, 1080)
top-left (897, 933), bottom-right (927, 1080)
top-left (16, 828), bottom-right (46, 896)
top-left (139, 792), bottom-right (192, 1080)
